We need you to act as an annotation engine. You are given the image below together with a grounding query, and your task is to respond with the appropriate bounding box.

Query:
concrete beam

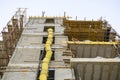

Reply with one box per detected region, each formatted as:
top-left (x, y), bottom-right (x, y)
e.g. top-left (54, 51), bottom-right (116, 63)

top-left (70, 58), bottom-right (120, 63)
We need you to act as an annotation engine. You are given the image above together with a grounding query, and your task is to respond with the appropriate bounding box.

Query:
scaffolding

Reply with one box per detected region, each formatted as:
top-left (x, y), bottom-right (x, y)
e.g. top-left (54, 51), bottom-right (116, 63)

top-left (0, 9), bottom-right (120, 80)
top-left (63, 19), bottom-right (116, 42)
top-left (0, 8), bottom-right (27, 77)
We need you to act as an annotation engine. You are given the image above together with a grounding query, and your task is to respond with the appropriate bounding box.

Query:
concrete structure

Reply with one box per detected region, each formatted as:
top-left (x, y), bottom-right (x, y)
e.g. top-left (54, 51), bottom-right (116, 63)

top-left (0, 8), bottom-right (26, 77)
top-left (0, 9), bottom-right (120, 80)
top-left (1, 15), bottom-right (75, 80)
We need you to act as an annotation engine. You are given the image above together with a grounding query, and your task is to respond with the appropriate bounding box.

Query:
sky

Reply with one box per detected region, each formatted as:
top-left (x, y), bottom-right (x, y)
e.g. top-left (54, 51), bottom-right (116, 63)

top-left (0, 0), bottom-right (120, 37)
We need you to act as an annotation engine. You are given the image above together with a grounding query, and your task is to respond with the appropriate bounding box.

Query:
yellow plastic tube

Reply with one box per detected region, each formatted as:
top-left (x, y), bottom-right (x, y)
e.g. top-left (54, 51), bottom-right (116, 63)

top-left (39, 74), bottom-right (47, 80)
top-left (39, 28), bottom-right (54, 80)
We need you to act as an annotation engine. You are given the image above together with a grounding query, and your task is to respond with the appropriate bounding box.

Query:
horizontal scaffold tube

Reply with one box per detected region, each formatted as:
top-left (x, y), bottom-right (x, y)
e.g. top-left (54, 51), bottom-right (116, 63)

top-left (65, 41), bottom-right (118, 45)
top-left (39, 28), bottom-right (54, 80)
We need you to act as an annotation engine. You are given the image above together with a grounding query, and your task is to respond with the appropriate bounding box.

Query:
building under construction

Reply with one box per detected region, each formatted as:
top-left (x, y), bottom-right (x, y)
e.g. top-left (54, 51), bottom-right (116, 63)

top-left (0, 8), bottom-right (120, 80)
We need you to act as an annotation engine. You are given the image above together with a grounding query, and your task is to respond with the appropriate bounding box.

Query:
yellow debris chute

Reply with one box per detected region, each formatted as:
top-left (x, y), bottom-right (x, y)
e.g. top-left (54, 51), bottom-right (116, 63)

top-left (39, 28), bottom-right (54, 80)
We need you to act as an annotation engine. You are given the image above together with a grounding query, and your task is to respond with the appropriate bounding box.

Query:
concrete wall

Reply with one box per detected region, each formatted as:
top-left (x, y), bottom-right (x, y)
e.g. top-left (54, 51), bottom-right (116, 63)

top-left (71, 58), bottom-right (120, 80)
top-left (2, 17), bottom-right (75, 80)
top-left (70, 44), bottom-right (116, 58)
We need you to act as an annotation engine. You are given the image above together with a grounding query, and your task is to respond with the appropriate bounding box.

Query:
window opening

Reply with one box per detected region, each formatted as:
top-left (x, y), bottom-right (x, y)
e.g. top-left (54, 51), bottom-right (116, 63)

top-left (45, 18), bottom-right (54, 23)
top-left (42, 37), bottom-right (55, 44)
top-left (44, 26), bottom-right (55, 32)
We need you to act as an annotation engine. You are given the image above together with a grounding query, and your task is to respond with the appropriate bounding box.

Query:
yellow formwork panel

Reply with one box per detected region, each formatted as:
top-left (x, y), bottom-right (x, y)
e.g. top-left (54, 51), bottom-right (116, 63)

top-left (63, 19), bottom-right (112, 41)
top-left (63, 19), bottom-right (103, 29)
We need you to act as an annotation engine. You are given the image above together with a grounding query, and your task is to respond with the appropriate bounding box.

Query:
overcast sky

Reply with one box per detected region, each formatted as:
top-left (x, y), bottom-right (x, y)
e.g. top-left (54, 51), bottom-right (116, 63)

top-left (0, 0), bottom-right (120, 34)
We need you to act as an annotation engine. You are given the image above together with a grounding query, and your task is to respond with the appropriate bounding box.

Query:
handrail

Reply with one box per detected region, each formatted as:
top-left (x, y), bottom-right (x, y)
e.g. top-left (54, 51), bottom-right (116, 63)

top-left (65, 41), bottom-right (118, 45)
top-left (39, 28), bottom-right (54, 80)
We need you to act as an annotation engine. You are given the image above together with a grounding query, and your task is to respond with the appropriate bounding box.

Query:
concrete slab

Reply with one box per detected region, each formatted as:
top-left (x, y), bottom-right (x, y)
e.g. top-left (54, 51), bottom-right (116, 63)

top-left (18, 35), bottom-right (42, 46)
top-left (71, 58), bottom-right (120, 80)
top-left (2, 72), bottom-right (37, 80)
top-left (10, 48), bottom-right (40, 64)
top-left (55, 69), bottom-right (75, 80)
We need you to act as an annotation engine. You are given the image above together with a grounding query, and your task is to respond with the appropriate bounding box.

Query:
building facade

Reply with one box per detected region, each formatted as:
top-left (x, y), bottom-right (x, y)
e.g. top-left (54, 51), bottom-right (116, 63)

top-left (0, 9), bottom-right (120, 80)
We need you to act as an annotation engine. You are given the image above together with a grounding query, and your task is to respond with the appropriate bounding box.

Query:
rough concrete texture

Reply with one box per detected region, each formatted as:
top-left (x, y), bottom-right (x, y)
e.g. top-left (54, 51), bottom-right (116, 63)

top-left (2, 18), bottom-right (74, 80)
top-left (71, 58), bottom-right (120, 80)
top-left (2, 17), bottom-right (119, 80)
top-left (70, 44), bottom-right (116, 58)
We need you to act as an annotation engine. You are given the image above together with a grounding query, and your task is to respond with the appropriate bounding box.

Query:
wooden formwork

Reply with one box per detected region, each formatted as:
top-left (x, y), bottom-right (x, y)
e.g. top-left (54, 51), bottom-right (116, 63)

top-left (0, 53), bottom-right (8, 67)
top-left (63, 19), bottom-right (112, 41)
top-left (63, 20), bottom-right (103, 29)
top-left (65, 31), bottom-right (105, 41)
top-left (0, 42), bottom-right (9, 76)
top-left (0, 41), bottom-right (8, 60)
